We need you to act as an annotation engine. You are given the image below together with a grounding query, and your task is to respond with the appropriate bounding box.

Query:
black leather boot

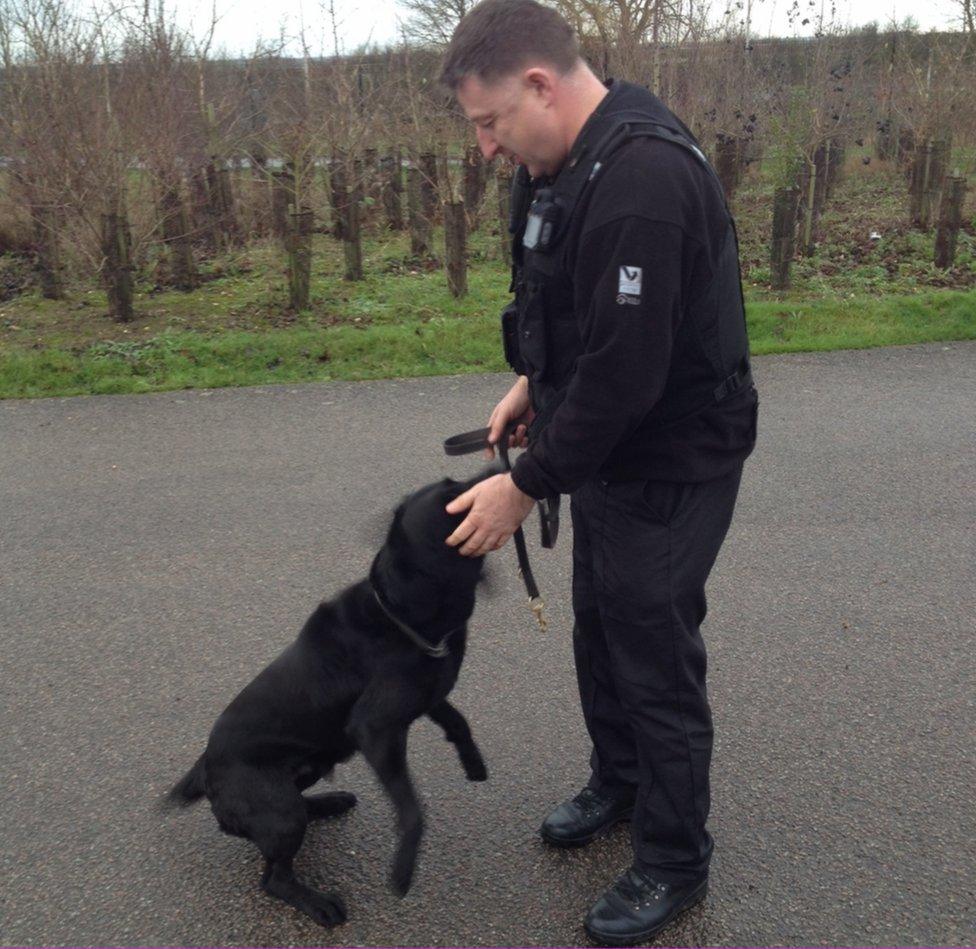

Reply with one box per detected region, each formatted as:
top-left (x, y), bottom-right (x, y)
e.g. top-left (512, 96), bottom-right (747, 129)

top-left (584, 866), bottom-right (708, 946)
top-left (539, 786), bottom-right (635, 847)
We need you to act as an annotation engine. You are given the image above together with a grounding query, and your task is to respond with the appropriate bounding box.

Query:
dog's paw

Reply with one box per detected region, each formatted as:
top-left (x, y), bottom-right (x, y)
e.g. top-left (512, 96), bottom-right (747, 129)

top-left (462, 753), bottom-right (488, 782)
top-left (390, 854), bottom-right (416, 897)
top-left (307, 889), bottom-right (347, 927)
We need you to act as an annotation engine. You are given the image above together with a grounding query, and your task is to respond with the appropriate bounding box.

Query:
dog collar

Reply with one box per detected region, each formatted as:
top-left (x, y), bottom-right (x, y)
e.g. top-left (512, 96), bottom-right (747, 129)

top-left (370, 583), bottom-right (456, 659)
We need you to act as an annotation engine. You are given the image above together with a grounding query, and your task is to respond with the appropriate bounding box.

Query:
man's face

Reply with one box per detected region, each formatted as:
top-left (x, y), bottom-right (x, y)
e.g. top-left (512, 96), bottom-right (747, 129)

top-left (456, 70), bottom-right (564, 178)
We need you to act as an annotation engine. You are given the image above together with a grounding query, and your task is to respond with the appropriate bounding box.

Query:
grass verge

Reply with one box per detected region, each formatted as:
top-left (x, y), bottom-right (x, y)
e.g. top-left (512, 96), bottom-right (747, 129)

top-left (1, 288), bottom-right (974, 400)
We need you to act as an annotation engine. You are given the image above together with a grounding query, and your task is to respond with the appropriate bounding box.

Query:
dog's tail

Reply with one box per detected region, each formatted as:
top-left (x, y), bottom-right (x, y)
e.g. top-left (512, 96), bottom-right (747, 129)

top-left (166, 753), bottom-right (207, 808)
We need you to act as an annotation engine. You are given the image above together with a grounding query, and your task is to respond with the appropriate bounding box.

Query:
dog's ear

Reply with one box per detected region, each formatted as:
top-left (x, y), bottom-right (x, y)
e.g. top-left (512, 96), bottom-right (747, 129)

top-left (438, 464), bottom-right (504, 506)
top-left (439, 477), bottom-right (465, 506)
top-left (363, 502), bottom-right (400, 548)
top-left (458, 461), bottom-right (505, 493)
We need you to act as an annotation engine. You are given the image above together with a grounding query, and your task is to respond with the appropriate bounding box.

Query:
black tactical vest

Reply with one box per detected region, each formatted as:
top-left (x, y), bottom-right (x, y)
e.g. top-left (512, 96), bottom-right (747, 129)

top-left (505, 81), bottom-right (752, 439)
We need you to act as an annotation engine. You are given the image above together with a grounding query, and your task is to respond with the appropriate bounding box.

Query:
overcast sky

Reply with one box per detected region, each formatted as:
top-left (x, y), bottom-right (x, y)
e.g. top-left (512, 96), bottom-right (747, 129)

top-left (190, 0), bottom-right (963, 57)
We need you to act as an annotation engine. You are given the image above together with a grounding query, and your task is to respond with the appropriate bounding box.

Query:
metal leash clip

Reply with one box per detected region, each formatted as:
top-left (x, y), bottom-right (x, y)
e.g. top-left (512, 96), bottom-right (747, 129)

top-left (528, 594), bottom-right (548, 633)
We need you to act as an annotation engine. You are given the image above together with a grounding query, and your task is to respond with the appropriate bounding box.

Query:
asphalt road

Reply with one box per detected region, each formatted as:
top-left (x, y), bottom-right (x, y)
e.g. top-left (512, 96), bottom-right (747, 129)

top-left (1, 341), bottom-right (974, 948)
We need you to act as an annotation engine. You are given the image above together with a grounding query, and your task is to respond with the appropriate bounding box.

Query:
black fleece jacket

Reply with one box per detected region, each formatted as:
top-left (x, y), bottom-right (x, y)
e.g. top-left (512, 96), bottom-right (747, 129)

top-left (510, 86), bottom-right (757, 500)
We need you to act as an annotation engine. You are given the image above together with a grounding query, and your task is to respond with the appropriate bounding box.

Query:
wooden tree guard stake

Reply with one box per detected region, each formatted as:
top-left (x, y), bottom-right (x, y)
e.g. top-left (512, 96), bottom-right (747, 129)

top-left (497, 165), bottom-right (513, 267)
top-left (770, 186), bottom-right (800, 291)
top-left (205, 159), bottom-right (221, 216)
top-left (419, 153), bottom-right (439, 229)
top-left (190, 168), bottom-right (219, 249)
top-left (825, 138), bottom-right (845, 201)
top-left (343, 186), bottom-right (363, 281)
top-left (160, 183), bottom-right (198, 291)
top-left (437, 152), bottom-right (450, 192)
top-left (876, 116), bottom-right (896, 161)
top-left (250, 146), bottom-right (268, 182)
top-left (364, 148), bottom-right (380, 218)
top-left (934, 175), bottom-right (967, 269)
top-left (249, 146), bottom-right (269, 238)
top-left (799, 156), bottom-right (819, 257)
top-left (811, 142), bottom-right (827, 212)
top-left (101, 211), bottom-right (134, 323)
top-left (443, 200), bottom-right (468, 298)
top-left (463, 144), bottom-right (485, 230)
top-left (329, 152), bottom-right (348, 240)
top-left (897, 129), bottom-right (915, 172)
top-left (353, 159), bottom-right (366, 234)
top-left (393, 145), bottom-right (405, 209)
top-left (381, 154), bottom-right (403, 231)
top-left (910, 140), bottom-right (933, 228)
top-left (216, 166), bottom-right (238, 243)
top-left (715, 135), bottom-right (742, 201)
top-left (33, 204), bottom-right (64, 300)
top-left (287, 208), bottom-right (314, 309)
top-left (798, 142), bottom-right (833, 254)
top-left (205, 158), bottom-right (238, 247)
top-left (248, 143), bottom-right (268, 184)
top-left (271, 169), bottom-right (295, 242)
top-left (922, 139), bottom-right (951, 230)
top-left (407, 166), bottom-right (431, 257)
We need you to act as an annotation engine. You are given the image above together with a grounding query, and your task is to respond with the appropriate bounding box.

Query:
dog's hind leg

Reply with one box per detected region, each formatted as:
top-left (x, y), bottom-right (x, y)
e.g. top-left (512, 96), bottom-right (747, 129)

top-left (211, 767), bottom-right (347, 927)
top-left (427, 700), bottom-right (488, 781)
top-left (304, 791), bottom-right (357, 821)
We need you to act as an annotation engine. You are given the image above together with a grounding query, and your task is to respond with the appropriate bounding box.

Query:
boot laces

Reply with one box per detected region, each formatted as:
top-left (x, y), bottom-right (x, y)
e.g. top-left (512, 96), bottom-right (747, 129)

top-left (616, 868), bottom-right (670, 910)
top-left (572, 787), bottom-right (607, 815)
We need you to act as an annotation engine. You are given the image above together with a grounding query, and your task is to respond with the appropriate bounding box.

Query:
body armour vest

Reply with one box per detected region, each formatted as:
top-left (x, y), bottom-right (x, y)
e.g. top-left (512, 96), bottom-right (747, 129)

top-left (506, 80), bottom-right (752, 439)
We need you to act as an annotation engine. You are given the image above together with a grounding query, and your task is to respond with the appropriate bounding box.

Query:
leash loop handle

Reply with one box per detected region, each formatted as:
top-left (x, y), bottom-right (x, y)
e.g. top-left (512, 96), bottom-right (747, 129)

top-left (442, 425), bottom-right (560, 549)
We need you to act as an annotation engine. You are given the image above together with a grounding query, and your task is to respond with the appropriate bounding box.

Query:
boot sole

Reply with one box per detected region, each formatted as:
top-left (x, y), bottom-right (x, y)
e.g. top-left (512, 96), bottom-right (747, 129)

top-left (583, 879), bottom-right (708, 946)
top-left (538, 808), bottom-right (634, 848)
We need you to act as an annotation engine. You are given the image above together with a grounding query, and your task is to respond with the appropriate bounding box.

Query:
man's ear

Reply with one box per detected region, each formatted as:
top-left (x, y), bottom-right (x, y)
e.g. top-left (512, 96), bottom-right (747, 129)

top-left (524, 66), bottom-right (556, 105)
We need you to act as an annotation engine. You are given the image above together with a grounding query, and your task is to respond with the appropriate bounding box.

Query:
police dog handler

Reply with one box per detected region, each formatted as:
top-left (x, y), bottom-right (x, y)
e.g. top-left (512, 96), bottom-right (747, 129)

top-left (442, 0), bottom-right (758, 942)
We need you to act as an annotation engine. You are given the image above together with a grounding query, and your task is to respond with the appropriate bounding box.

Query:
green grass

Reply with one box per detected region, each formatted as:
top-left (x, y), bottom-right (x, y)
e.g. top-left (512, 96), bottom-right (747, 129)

top-left (2, 287), bottom-right (974, 400)
top-left (746, 290), bottom-right (976, 354)
top-left (0, 314), bottom-right (505, 399)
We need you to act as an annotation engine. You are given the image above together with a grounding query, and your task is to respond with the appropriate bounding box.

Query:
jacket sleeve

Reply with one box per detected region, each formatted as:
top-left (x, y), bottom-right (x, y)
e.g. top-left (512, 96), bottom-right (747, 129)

top-left (510, 216), bottom-right (694, 499)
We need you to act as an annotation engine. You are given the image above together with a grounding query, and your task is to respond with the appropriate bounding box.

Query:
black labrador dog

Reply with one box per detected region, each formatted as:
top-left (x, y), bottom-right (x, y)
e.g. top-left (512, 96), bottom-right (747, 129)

top-left (167, 474), bottom-right (491, 927)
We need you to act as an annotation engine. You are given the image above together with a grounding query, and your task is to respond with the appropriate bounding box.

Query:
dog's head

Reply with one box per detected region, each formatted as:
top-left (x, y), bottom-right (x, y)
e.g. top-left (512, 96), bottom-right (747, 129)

top-left (369, 468), bottom-right (497, 635)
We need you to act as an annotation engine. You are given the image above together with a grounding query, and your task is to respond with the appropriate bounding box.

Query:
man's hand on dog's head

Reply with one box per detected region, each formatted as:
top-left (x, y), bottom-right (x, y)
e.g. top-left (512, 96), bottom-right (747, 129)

top-left (445, 473), bottom-right (535, 557)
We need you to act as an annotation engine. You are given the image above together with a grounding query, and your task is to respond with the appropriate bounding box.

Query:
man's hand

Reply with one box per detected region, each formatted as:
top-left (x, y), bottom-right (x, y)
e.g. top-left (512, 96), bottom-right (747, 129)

top-left (485, 376), bottom-right (534, 460)
top-left (445, 473), bottom-right (536, 557)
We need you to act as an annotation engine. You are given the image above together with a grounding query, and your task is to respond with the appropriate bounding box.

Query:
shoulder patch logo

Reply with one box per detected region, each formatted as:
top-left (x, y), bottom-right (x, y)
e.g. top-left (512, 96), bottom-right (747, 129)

top-left (617, 265), bottom-right (642, 305)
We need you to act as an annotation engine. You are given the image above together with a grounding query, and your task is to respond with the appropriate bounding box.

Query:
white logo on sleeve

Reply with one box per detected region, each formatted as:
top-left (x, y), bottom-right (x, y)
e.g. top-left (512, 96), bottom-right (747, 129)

top-left (616, 265), bottom-right (642, 305)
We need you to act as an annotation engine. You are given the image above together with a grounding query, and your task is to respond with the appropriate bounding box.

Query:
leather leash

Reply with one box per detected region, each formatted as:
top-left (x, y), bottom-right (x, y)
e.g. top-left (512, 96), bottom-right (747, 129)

top-left (444, 426), bottom-right (560, 632)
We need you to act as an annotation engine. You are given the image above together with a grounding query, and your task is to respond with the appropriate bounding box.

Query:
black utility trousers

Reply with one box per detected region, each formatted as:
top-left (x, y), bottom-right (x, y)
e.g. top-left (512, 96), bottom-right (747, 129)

top-left (570, 464), bottom-right (744, 883)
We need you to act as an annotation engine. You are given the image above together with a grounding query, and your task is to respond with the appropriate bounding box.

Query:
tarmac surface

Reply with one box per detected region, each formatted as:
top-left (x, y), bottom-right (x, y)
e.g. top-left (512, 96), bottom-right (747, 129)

top-left (1, 341), bottom-right (974, 948)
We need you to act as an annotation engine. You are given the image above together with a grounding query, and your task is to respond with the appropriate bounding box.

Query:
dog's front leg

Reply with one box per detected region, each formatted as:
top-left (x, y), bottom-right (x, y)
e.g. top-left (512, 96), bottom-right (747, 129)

top-left (348, 716), bottom-right (422, 896)
top-left (427, 700), bottom-right (488, 781)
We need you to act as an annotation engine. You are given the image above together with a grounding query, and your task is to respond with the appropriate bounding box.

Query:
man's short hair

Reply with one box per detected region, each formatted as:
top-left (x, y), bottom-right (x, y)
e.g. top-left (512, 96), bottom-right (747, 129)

top-left (440, 0), bottom-right (580, 91)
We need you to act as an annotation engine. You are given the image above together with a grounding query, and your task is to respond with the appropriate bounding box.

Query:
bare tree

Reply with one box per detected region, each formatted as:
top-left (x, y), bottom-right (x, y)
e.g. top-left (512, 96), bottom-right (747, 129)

top-left (0, 0), bottom-right (129, 279)
top-left (958, 0), bottom-right (975, 34)
top-left (397, 0), bottom-right (475, 48)
top-left (554, 0), bottom-right (705, 90)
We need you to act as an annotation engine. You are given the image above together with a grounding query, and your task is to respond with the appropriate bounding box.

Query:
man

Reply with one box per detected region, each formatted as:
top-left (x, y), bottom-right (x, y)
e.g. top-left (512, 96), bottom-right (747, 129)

top-left (441, 0), bottom-right (758, 943)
